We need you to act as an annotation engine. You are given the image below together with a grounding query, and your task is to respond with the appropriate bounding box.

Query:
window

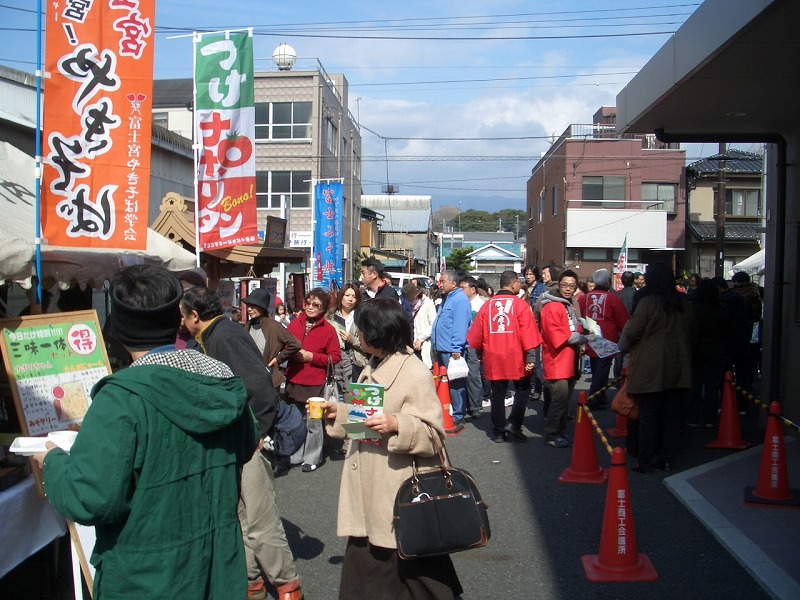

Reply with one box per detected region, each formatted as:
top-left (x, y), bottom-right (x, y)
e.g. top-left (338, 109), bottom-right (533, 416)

top-left (582, 175), bottom-right (625, 208)
top-left (326, 119), bottom-right (338, 154)
top-left (352, 149), bottom-right (361, 179)
top-left (642, 183), bottom-right (677, 213)
top-left (725, 189), bottom-right (761, 217)
top-left (537, 194), bottom-right (543, 223)
top-left (254, 102), bottom-right (312, 141)
top-left (255, 170), bottom-right (311, 209)
top-left (552, 185), bottom-right (558, 216)
top-left (153, 111), bottom-right (169, 128)
top-left (582, 248), bottom-right (610, 261)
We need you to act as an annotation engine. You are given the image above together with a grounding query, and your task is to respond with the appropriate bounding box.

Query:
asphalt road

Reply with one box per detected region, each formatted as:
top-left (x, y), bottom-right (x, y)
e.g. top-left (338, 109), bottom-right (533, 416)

top-left (272, 376), bottom-right (771, 600)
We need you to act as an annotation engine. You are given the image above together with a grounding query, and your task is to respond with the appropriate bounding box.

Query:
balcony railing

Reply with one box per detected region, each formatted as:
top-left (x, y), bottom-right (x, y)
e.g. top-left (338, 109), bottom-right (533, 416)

top-left (552, 124), bottom-right (678, 151)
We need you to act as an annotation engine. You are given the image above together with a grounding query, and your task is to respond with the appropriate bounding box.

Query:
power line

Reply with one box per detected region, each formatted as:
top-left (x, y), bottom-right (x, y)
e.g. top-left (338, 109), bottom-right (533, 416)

top-left (243, 4), bottom-right (700, 26)
top-left (351, 71), bottom-right (638, 87)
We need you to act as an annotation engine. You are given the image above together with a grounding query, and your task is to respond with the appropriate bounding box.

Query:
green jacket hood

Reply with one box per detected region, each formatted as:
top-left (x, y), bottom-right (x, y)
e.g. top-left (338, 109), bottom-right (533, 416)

top-left (92, 352), bottom-right (248, 435)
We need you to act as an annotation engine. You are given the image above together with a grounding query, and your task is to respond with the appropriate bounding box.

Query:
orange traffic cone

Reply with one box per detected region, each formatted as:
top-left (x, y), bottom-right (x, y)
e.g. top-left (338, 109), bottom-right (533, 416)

top-left (706, 371), bottom-right (751, 450)
top-left (582, 447), bottom-right (658, 582)
top-left (559, 393), bottom-right (608, 484)
top-left (744, 401), bottom-right (800, 508)
top-left (437, 366), bottom-right (464, 436)
top-left (608, 413), bottom-right (629, 438)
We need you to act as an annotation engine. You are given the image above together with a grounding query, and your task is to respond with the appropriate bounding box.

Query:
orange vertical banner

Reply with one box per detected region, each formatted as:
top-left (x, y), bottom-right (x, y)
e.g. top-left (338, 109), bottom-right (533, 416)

top-left (42, 0), bottom-right (156, 250)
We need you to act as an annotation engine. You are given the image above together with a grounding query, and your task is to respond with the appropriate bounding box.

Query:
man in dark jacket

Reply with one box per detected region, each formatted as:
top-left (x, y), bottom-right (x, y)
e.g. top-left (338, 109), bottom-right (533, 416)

top-left (181, 287), bottom-right (303, 600)
top-left (360, 257), bottom-right (399, 301)
top-left (616, 270), bottom-right (637, 315)
top-left (360, 256), bottom-right (414, 326)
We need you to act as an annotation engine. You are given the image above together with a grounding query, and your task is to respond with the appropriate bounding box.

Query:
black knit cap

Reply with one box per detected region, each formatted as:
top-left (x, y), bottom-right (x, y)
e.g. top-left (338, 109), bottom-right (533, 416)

top-left (110, 269), bottom-right (183, 350)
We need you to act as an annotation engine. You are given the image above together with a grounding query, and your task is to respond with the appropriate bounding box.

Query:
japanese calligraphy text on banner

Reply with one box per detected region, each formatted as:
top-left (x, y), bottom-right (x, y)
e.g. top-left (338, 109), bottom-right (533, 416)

top-left (42, 0), bottom-right (155, 251)
top-left (193, 30), bottom-right (258, 252)
top-left (313, 181), bottom-right (343, 288)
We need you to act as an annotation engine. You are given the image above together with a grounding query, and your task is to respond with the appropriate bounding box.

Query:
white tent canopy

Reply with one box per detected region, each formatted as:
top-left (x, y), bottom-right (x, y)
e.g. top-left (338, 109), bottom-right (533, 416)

top-left (0, 142), bottom-right (196, 288)
top-left (733, 248), bottom-right (765, 275)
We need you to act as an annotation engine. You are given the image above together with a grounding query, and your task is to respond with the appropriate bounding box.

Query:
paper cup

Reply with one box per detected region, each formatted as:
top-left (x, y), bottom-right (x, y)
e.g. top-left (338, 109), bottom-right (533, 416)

top-left (308, 397), bottom-right (325, 420)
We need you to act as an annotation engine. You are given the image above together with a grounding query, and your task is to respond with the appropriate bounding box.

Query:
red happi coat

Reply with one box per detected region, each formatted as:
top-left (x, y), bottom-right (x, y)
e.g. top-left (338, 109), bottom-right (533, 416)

top-left (577, 290), bottom-right (629, 358)
top-left (467, 291), bottom-right (541, 381)
top-left (540, 296), bottom-right (582, 381)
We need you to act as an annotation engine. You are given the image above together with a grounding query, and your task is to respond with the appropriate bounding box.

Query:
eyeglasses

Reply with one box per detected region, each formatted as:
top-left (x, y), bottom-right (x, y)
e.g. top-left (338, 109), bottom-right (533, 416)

top-left (559, 283), bottom-right (577, 290)
top-left (305, 300), bottom-right (323, 309)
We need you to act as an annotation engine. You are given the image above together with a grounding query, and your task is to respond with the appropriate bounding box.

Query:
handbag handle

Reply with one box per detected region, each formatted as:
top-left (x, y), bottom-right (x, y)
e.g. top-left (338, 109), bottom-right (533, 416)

top-left (410, 424), bottom-right (452, 494)
top-left (326, 354), bottom-right (334, 383)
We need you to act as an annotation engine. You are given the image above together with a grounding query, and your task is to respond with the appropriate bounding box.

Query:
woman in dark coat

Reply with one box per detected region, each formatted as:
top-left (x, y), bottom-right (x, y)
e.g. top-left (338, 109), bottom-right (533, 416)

top-left (618, 262), bottom-right (695, 473)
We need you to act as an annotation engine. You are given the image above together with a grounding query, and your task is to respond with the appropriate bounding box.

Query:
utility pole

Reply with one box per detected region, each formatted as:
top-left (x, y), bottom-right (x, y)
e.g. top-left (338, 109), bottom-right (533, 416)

top-left (715, 142), bottom-right (727, 277)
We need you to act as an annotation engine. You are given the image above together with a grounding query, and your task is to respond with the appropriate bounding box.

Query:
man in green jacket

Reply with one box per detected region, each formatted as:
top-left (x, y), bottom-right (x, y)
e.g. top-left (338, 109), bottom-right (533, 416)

top-left (34, 266), bottom-right (257, 599)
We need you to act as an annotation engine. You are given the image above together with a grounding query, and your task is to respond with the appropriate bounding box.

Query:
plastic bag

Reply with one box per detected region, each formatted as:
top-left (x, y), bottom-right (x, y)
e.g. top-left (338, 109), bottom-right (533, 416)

top-left (447, 356), bottom-right (469, 380)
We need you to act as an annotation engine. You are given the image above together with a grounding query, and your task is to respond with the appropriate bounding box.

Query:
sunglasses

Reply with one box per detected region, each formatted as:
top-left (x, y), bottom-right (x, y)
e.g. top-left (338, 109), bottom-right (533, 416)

top-left (305, 300), bottom-right (323, 309)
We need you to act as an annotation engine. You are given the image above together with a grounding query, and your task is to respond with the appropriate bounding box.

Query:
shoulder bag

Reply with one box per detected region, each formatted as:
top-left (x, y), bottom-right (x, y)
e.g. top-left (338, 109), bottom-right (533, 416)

top-left (610, 376), bottom-right (639, 421)
top-left (393, 429), bottom-right (490, 559)
top-left (272, 400), bottom-right (307, 457)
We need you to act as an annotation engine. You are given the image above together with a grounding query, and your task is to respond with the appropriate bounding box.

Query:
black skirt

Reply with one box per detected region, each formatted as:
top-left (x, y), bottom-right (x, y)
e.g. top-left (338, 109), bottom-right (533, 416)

top-left (338, 536), bottom-right (463, 600)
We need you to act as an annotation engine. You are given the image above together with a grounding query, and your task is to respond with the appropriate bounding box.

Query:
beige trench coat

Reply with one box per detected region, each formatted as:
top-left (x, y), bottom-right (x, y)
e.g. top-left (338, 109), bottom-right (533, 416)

top-left (326, 350), bottom-right (446, 549)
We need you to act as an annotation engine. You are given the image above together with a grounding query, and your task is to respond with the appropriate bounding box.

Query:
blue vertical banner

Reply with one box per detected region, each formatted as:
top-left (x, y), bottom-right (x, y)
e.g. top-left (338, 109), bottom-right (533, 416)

top-left (313, 181), bottom-right (343, 288)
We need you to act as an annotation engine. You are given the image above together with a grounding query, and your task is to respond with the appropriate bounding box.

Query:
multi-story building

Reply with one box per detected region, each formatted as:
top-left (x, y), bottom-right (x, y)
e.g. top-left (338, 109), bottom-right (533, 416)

top-left (525, 107), bottom-right (686, 278)
top-left (153, 47), bottom-right (363, 280)
top-left (685, 149), bottom-right (763, 277)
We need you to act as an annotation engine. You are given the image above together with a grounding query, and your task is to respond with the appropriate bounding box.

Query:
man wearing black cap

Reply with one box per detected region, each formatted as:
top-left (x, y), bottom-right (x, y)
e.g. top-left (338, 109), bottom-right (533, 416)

top-left (34, 266), bottom-right (257, 599)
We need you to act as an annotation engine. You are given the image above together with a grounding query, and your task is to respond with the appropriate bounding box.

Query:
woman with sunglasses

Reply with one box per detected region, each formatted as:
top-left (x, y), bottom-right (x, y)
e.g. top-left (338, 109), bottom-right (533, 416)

top-left (285, 288), bottom-right (341, 473)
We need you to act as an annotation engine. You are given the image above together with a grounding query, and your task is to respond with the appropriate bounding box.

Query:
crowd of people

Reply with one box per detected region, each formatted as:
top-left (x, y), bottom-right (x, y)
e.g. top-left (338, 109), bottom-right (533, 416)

top-left (29, 257), bottom-right (764, 600)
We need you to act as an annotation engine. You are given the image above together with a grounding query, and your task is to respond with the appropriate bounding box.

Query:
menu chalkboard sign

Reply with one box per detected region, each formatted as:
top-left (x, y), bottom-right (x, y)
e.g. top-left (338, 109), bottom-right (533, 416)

top-left (0, 311), bottom-right (110, 484)
top-left (0, 310), bottom-right (109, 596)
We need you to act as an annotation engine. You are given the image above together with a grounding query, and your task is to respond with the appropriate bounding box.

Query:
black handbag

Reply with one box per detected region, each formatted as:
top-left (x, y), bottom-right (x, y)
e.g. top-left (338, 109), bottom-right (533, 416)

top-left (393, 433), bottom-right (490, 560)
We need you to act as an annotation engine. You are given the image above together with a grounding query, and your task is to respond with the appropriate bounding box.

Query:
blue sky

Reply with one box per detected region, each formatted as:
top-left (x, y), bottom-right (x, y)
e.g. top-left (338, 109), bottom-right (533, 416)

top-left (1, 1), bottom-right (759, 210)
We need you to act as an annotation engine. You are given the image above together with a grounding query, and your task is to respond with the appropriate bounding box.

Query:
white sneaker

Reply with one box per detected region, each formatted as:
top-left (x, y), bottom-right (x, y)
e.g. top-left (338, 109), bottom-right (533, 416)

top-left (504, 397), bottom-right (514, 407)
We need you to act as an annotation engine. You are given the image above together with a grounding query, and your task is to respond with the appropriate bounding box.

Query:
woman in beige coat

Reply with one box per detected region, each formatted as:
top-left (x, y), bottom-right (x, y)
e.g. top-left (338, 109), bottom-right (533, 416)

top-left (324, 298), bottom-right (462, 600)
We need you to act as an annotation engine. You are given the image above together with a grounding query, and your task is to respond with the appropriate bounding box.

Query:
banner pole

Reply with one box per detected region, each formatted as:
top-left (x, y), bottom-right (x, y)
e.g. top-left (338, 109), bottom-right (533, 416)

top-left (310, 179), bottom-right (316, 286)
top-left (192, 32), bottom-right (202, 268)
top-left (34, 0), bottom-right (44, 302)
